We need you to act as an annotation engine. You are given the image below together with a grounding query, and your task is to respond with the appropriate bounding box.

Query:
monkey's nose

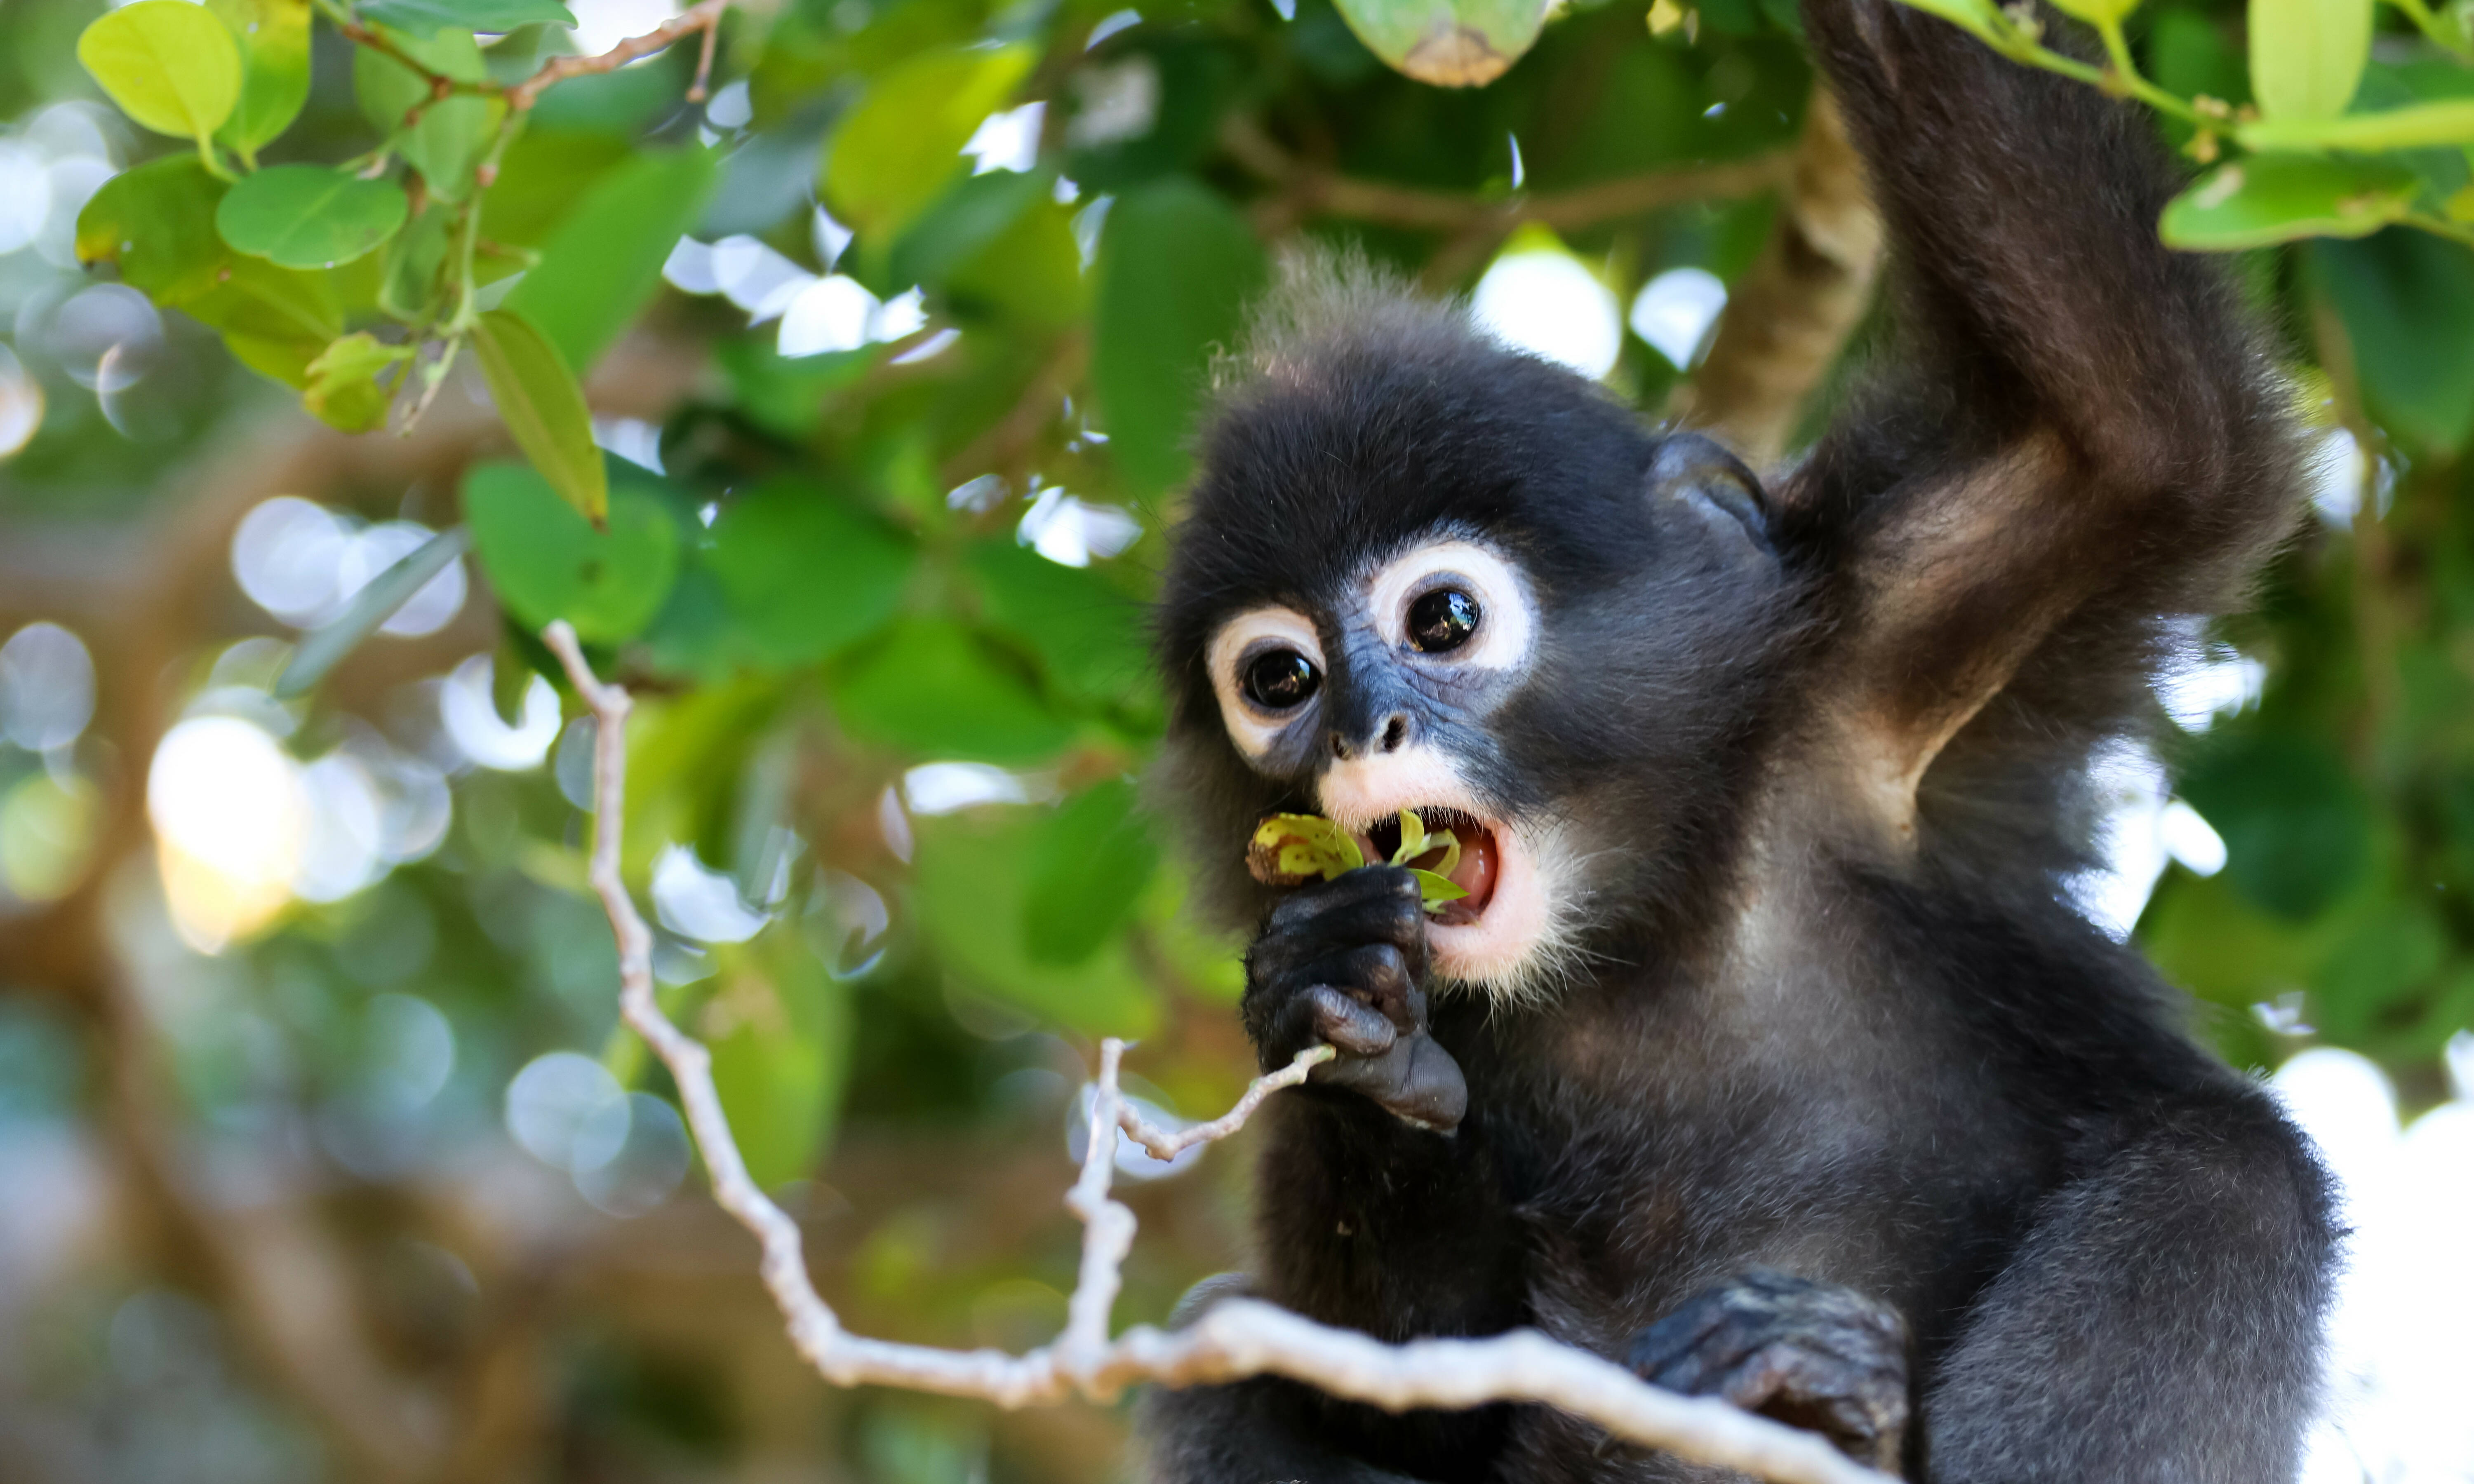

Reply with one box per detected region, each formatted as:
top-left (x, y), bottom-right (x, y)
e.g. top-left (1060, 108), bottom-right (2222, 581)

top-left (1329, 713), bottom-right (1415, 761)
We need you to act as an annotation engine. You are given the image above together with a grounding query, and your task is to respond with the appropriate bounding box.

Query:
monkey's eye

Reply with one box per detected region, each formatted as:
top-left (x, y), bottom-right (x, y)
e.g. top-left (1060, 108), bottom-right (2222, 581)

top-left (1406, 589), bottom-right (1481, 654)
top-left (1241, 649), bottom-right (1321, 711)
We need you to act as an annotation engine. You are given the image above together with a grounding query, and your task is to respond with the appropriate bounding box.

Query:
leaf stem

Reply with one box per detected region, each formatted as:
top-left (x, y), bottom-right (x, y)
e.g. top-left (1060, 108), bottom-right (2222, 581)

top-left (195, 134), bottom-right (238, 181)
top-left (2384, 0), bottom-right (2474, 61)
top-left (2093, 19), bottom-right (2206, 123)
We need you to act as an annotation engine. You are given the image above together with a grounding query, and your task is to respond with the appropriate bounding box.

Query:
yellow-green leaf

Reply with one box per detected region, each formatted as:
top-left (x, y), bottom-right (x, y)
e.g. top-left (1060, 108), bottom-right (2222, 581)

top-left (302, 331), bottom-right (413, 432)
top-left (2250, 0), bottom-right (2372, 120)
top-left (470, 309), bottom-right (608, 525)
top-left (822, 45), bottom-right (1035, 240)
top-left (1888, 0), bottom-right (2004, 40)
top-left (1247, 813), bottom-right (1365, 885)
top-left (206, 0), bottom-right (310, 156)
top-left (77, 1), bottom-right (244, 143)
top-left (2239, 99), bottom-right (2474, 150)
top-left (2051, 0), bottom-right (2140, 25)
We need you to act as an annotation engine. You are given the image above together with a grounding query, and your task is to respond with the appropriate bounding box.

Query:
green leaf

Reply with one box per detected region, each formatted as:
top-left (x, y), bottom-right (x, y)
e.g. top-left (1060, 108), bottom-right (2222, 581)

top-left (707, 919), bottom-right (852, 1190)
top-left (913, 808), bottom-right (1160, 1037)
top-left (378, 203), bottom-right (454, 321)
top-left (702, 480), bottom-right (917, 669)
top-left (353, 27), bottom-right (503, 203)
top-left (76, 157), bottom-right (343, 383)
top-left (830, 620), bottom-right (1076, 764)
top-left (463, 462), bottom-right (680, 641)
top-left (185, 257), bottom-right (345, 381)
top-left (359, 0), bottom-right (577, 37)
top-left (822, 44), bottom-right (1036, 239)
top-left (470, 309), bottom-right (609, 525)
top-left (710, 337), bottom-right (877, 440)
top-left (1411, 869), bottom-right (1469, 909)
top-left (302, 331), bottom-right (414, 432)
top-left (2159, 155), bottom-right (2417, 249)
top-left (1888, 0), bottom-right (2004, 40)
top-left (76, 156), bottom-right (232, 301)
top-left (963, 542), bottom-right (1156, 716)
top-left (2314, 230), bottom-right (2474, 452)
top-left (1091, 178), bottom-right (1267, 500)
top-left (503, 147), bottom-right (720, 374)
top-left (1331, 0), bottom-right (1550, 87)
top-left (2239, 99), bottom-right (2474, 150)
top-left (215, 164), bottom-right (409, 269)
top-left (276, 526), bottom-right (470, 698)
top-left (1022, 780), bottom-right (1160, 966)
top-left (206, 0), bottom-right (310, 156)
top-left (2178, 733), bottom-right (2371, 922)
top-left (946, 193), bottom-right (1088, 330)
top-left (77, 1), bottom-right (242, 143)
top-left (2250, 0), bottom-right (2372, 120)
top-left (887, 169), bottom-right (1051, 293)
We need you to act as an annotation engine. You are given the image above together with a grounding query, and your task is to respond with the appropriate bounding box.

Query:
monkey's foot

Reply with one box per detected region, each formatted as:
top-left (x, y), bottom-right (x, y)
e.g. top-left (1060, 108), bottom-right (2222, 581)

top-left (1626, 1270), bottom-right (1909, 1472)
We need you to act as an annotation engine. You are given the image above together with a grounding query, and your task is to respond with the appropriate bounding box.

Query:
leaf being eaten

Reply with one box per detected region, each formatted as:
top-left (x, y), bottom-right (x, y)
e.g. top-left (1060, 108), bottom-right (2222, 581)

top-left (1247, 810), bottom-right (1470, 916)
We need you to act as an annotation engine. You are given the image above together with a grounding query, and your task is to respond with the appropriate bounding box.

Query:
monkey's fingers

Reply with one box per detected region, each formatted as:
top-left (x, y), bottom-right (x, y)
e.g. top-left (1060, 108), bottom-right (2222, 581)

top-left (1303, 985), bottom-right (1399, 1056)
top-left (1313, 1027), bottom-right (1468, 1132)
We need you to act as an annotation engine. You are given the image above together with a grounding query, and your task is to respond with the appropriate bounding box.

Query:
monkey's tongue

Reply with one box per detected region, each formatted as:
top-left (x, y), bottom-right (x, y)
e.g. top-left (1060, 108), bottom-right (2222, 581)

top-left (1435, 827), bottom-right (1498, 926)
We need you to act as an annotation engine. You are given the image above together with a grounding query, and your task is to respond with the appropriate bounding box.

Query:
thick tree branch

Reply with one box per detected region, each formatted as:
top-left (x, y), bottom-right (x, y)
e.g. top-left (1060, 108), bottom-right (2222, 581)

top-left (1671, 87), bottom-right (1884, 466)
top-left (541, 622), bottom-right (1893, 1484)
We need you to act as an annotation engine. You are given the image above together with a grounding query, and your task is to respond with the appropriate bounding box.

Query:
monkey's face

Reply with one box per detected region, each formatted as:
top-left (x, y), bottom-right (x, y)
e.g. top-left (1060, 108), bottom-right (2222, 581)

top-left (1200, 533), bottom-right (1555, 989)
top-left (1157, 303), bottom-right (1794, 1001)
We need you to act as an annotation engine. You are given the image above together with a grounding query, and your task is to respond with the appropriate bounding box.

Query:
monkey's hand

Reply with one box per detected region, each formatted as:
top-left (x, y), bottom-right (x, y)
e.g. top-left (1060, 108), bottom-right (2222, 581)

top-left (1241, 866), bottom-right (1467, 1132)
top-left (1626, 1270), bottom-right (1909, 1472)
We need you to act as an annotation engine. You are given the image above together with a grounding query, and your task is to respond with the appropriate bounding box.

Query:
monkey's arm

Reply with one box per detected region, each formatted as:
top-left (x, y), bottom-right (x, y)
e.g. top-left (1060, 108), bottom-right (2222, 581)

top-left (1920, 1096), bottom-right (2335, 1479)
top-left (1785, 0), bottom-right (2299, 789)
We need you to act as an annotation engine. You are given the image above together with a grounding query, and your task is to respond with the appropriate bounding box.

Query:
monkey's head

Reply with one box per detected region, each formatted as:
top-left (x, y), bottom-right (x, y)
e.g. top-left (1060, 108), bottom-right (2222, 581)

top-left (1155, 276), bottom-right (1800, 1004)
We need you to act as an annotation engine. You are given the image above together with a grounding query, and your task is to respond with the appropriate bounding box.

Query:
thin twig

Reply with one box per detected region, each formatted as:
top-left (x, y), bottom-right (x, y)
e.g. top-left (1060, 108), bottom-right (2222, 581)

top-left (1116, 1045), bottom-right (1332, 1160)
top-left (539, 621), bottom-right (1892, 1484)
top-left (509, 0), bottom-right (729, 111)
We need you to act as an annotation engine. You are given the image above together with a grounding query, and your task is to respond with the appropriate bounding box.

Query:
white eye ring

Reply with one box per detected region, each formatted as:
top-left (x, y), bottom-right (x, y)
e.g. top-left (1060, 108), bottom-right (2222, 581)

top-left (1207, 606), bottom-right (1325, 759)
top-left (1365, 539), bottom-right (1534, 670)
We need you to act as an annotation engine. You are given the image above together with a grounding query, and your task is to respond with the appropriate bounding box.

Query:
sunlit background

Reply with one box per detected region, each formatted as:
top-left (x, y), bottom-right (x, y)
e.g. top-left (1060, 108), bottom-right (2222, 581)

top-left (4, 0), bottom-right (2472, 1475)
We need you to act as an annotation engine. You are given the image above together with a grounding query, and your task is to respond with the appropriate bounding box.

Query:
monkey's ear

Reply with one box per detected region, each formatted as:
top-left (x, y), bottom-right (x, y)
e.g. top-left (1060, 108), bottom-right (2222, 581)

top-left (1648, 432), bottom-right (1773, 560)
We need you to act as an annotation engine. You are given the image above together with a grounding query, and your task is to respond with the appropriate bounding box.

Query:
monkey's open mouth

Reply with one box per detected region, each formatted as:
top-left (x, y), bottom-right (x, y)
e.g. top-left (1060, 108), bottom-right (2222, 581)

top-left (1362, 807), bottom-right (1500, 927)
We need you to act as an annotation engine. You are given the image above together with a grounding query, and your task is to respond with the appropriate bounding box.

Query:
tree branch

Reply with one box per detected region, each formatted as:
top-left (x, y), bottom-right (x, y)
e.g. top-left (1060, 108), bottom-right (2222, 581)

top-left (541, 621), bottom-right (1894, 1484)
top-left (508, 0), bottom-right (729, 110)
top-left (1671, 88), bottom-right (1884, 466)
top-left (1221, 115), bottom-right (1795, 236)
top-left (332, 0), bottom-right (728, 110)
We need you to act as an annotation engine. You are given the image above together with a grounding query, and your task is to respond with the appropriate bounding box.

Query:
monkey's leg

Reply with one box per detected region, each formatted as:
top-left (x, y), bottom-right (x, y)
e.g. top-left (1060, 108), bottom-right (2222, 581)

top-left (1136, 1379), bottom-right (1437, 1484)
top-left (1917, 1114), bottom-right (2333, 1482)
top-left (1625, 1271), bottom-right (1909, 1472)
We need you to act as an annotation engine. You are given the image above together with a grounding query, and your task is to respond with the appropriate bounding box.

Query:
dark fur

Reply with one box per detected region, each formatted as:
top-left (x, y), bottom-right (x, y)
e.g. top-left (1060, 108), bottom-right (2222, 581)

top-left (1137, 1), bottom-right (2338, 1477)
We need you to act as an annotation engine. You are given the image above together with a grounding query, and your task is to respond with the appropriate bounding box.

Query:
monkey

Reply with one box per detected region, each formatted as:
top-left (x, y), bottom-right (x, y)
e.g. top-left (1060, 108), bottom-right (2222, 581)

top-left (1132, 0), bottom-right (2340, 1478)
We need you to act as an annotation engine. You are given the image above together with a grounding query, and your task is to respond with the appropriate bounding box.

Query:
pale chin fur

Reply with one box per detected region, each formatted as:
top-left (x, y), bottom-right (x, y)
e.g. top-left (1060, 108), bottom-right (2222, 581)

top-left (1317, 745), bottom-right (1587, 1008)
